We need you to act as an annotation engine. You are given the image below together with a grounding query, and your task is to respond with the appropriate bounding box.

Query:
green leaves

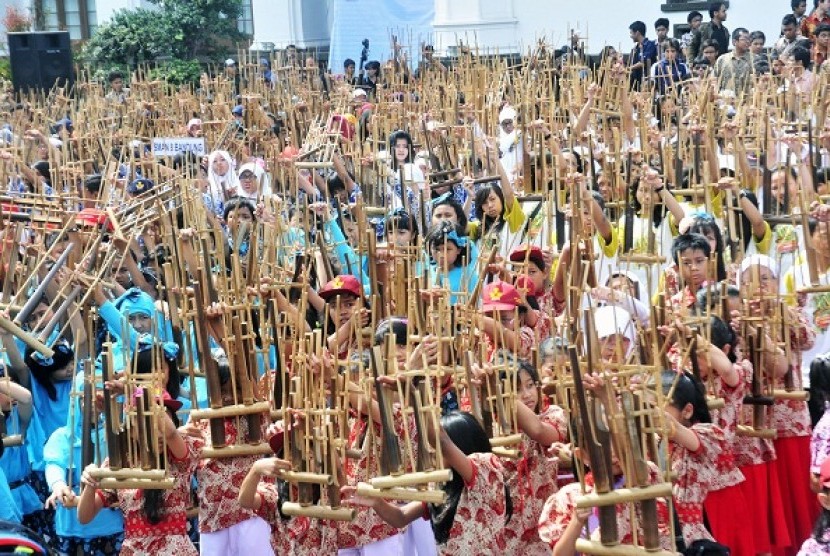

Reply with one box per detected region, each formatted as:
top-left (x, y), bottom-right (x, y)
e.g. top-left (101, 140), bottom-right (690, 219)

top-left (80, 0), bottom-right (246, 71)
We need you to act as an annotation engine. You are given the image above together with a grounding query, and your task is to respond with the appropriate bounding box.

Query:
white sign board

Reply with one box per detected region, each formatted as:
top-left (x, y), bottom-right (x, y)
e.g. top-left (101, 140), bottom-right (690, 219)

top-left (152, 137), bottom-right (206, 157)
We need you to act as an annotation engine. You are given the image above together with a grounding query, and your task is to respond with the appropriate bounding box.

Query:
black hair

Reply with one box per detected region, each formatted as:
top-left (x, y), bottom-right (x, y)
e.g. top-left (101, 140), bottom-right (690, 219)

top-left (473, 183), bottom-right (507, 235)
top-left (374, 317), bottom-right (408, 347)
top-left (388, 130), bottom-right (414, 168)
top-left (708, 2), bottom-right (726, 18)
top-left (732, 27), bottom-right (750, 42)
top-left (671, 232), bottom-right (712, 266)
top-left (791, 45), bottom-right (812, 69)
top-left (222, 196), bottom-right (257, 222)
top-left (816, 22), bottom-right (830, 37)
top-left (629, 174), bottom-right (666, 228)
top-left (344, 58), bottom-right (355, 68)
top-left (431, 195), bottom-right (468, 230)
top-left (708, 315), bottom-right (737, 363)
top-left (84, 174), bottom-right (102, 193)
top-left (782, 14), bottom-right (799, 27)
top-left (365, 60), bottom-right (381, 72)
top-left (701, 38), bottom-right (720, 52)
top-left (384, 210), bottom-right (419, 244)
top-left (24, 342), bottom-right (74, 401)
top-left (108, 71), bottom-right (124, 83)
top-left (812, 500), bottom-right (830, 547)
top-left (688, 10), bottom-right (703, 23)
top-left (327, 173), bottom-right (348, 197)
top-left (629, 21), bottom-right (647, 36)
top-left (687, 220), bottom-right (727, 281)
top-left (142, 405), bottom-right (179, 525)
top-left (133, 347), bottom-right (182, 400)
top-left (695, 282), bottom-right (739, 313)
top-left (655, 18), bottom-right (670, 30)
top-left (750, 30), bottom-right (766, 43)
top-left (662, 38), bottom-right (682, 52)
top-left (736, 189), bottom-right (759, 251)
top-left (425, 222), bottom-right (468, 268)
top-left (517, 360), bottom-right (542, 413)
top-left (810, 354), bottom-right (830, 426)
top-left (792, 0), bottom-right (806, 9)
top-left (32, 160), bottom-right (51, 186)
top-left (661, 370), bottom-right (712, 424)
top-left (429, 412), bottom-right (511, 544)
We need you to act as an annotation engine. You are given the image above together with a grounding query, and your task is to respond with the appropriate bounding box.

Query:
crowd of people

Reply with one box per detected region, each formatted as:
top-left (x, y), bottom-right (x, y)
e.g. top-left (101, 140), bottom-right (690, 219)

top-left (3, 0), bottom-right (830, 555)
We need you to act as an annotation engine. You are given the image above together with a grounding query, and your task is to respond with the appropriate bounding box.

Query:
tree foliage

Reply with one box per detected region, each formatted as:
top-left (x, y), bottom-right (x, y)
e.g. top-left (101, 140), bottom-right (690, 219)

top-left (81, 0), bottom-right (245, 70)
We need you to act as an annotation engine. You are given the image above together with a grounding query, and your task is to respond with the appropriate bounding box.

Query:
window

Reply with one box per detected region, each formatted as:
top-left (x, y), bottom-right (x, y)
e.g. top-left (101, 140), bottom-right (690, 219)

top-left (35, 0), bottom-right (96, 40)
top-left (238, 0), bottom-right (254, 36)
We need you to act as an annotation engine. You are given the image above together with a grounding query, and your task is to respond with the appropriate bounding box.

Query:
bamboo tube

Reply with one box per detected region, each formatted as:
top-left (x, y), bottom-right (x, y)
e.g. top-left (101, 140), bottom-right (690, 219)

top-left (88, 468), bottom-right (167, 480)
top-left (0, 315), bottom-right (54, 358)
top-left (370, 469), bottom-right (453, 490)
top-left (736, 426), bottom-right (777, 439)
top-left (99, 479), bottom-right (176, 490)
top-left (281, 502), bottom-right (356, 521)
top-left (356, 484), bottom-right (447, 504)
top-left (574, 540), bottom-right (675, 556)
top-left (278, 471), bottom-right (334, 486)
top-left (772, 389), bottom-right (809, 401)
top-left (189, 401), bottom-right (271, 420)
top-left (200, 444), bottom-right (275, 459)
top-left (574, 483), bottom-right (673, 509)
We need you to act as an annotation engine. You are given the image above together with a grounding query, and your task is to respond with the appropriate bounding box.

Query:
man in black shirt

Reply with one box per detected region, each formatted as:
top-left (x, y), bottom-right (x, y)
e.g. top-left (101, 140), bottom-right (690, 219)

top-left (689, 2), bottom-right (730, 61)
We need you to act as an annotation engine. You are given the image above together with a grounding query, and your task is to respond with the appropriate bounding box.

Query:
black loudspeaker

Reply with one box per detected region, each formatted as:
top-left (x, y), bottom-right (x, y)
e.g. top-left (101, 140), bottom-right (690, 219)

top-left (8, 32), bottom-right (73, 92)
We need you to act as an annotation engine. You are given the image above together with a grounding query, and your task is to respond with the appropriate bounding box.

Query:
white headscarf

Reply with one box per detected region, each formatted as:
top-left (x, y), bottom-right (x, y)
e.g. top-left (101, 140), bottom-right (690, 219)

top-left (236, 162), bottom-right (272, 201)
top-left (207, 150), bottom-right (239, 201)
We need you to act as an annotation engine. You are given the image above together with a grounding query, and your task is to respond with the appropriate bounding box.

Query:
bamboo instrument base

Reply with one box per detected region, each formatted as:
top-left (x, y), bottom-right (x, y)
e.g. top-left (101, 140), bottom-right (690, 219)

top-left (370, 469), bottom-right (453, 489)
top-left (575, 539), bottom-right (676, 556)
top-left (189, 401), bottom-right (271, 420)
top-left (201, 443), bottom-right (275, 459)
top-left (279, 470), bottom-right (334, 486)
top-left (0, 315), bottom-right (54, 357)
top-left (489, 434), bottom-right (523, 447)
top-left (492, 447), bottom-right (521, 459)
top-left (772, 389), bottom-right (809, 401)
top-left (356, 484), bottom-right (447, 504)
top-left (574, 483), bottom-right (673, 509)
top-left (98, 476), bottom-right (176, 490)
top-left (798, 285), bottom-right (830, 294)
top-left (281, 502), bottom-right (356, 521)
top-left (736, 425), bottom-right (777, 439)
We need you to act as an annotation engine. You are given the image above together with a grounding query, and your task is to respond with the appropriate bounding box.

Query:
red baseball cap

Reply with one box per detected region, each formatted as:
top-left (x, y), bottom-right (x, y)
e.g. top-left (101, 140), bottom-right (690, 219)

top-left (319, 275), bottom-right (362, 301)
top-left (515, 275), bottom-right (536, 298)
top-left (481, 281), bottom-right (520, 312)
top-left (76, 208), bottom-right (115, 231)
top-left (820, 457), bottom-right (830, 489)
top-left (509, 244), bottom-right (545, 269)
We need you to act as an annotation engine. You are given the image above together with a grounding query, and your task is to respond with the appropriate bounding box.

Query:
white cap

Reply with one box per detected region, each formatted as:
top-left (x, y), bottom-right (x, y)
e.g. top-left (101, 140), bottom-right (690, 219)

top-left (499, 105), bottom-right (517, 123)
top-left (225, 58), bottom-right (236, 66)
top-left (352, 88), bottom-right (368, 99)
top-left (593, 306), bottom-right (634, 342)
top-left (739, 254), bottom-right (778, 281)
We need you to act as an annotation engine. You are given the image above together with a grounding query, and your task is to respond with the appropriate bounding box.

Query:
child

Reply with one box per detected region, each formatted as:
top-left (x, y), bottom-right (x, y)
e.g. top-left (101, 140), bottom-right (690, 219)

top-left (479, 281), bottom-right (535, 360)
top-left (77, 391), bottom-right (201, 556)
top-left (501, 361), bottom-right (567, 555)
top-left (43, 374), bottom-right (124, 555)
top-left (667, 233), bottom-right (712, 313)
top-left (799, 458), bottom-right (830, 554)
top-left (425, 222), bottom-right (479, 305)
top-left (344, 411), bottom-right (511, 555)
top-left (811, 354), bottom-right (830, 490)
top-left (660, 370), bottom-right (732, 547)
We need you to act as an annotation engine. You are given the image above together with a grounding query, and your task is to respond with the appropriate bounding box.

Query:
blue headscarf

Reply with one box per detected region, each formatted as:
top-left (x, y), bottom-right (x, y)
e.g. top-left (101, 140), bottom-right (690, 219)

top-left (113, 288), bottom-right (155, 317)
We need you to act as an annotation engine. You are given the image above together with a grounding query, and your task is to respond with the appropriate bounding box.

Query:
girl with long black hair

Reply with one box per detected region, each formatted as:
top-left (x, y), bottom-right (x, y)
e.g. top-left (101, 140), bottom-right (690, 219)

top-left (343, 411), bottom-right (512, 555)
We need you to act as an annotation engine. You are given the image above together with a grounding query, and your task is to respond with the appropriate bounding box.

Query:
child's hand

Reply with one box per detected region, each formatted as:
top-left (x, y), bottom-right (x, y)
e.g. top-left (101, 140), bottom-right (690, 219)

top-left (341, 484), bottom-right (379, 509)
top-left (252, 457), bottom-right (291, 478)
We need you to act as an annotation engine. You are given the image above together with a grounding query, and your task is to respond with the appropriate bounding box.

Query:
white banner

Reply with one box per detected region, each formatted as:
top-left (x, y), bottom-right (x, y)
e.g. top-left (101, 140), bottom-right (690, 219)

top-left (151, 137), bottom-right (206, 157)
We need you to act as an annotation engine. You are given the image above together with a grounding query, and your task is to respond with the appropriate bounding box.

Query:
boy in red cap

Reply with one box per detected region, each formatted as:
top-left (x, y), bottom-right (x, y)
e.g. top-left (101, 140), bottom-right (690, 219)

top-left (480, 281), bottom-right (535, 360)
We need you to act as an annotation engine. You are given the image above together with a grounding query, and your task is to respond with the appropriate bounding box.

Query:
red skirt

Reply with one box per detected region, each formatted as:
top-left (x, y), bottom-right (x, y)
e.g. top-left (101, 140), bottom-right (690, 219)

top-left (773, 436), bottom-right (820, 556)
top-left (739, 461), bottom-right (791, 553)
top-left (704, 484), bottom-right (755, 555)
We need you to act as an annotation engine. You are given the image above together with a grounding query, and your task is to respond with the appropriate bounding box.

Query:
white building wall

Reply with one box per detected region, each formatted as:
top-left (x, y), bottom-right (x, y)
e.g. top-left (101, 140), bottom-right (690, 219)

top-left (95, 0), bottom-right (155, 25)
top-left (251, 0), bottom-right (331, 49)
